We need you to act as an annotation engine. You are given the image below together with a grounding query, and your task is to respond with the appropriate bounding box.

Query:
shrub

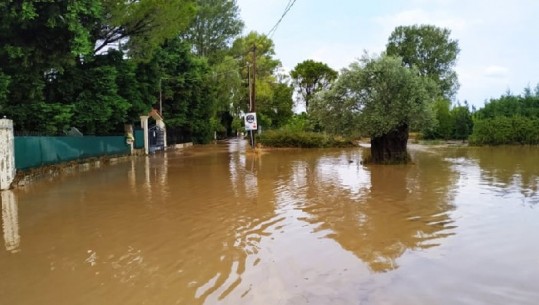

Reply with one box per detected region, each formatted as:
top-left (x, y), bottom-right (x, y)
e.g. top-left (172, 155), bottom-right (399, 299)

top-left (469, 116), bottom-right (539, 145)
top-left (257, 130), bottom-right (356, 148)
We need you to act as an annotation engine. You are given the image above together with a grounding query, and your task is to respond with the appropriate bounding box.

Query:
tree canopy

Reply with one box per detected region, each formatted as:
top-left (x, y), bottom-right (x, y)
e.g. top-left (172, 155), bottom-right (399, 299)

top-left (182, 0), bottom-right (244, 63)
top-left (386, 24), bottom-right (460, 99)
top-left (95, 0), bottom-right (196, 60)
top-left (290, 60), bottom-right (337, 112)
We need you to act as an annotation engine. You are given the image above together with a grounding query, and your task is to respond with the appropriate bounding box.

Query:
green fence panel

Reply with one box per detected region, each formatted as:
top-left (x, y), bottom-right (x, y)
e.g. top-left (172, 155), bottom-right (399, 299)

top-left (134, 129), bottom-right (144, 149)
top-left (14, 137), bottom-right (43, 170)
top-left (15, 136), bottom-right (129, 170)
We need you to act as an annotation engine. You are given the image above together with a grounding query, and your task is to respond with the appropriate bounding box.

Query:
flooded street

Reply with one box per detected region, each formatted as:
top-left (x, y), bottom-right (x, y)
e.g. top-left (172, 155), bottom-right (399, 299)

top-left (2, 140), bottom-right (539, 305)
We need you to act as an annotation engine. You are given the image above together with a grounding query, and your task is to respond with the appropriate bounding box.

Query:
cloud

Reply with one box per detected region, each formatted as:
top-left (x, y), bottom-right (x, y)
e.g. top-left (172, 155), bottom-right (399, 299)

top-left (483, 65), bottom-right (509, 78)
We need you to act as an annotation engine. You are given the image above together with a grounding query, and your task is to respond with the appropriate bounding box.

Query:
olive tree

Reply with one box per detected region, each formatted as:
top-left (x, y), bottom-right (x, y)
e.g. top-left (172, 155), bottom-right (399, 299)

top-left (312, 55), bottom-right (436, 164)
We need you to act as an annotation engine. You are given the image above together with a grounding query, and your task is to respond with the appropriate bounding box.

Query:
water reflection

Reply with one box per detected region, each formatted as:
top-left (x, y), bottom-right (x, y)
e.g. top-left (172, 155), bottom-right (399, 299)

top-left (466, 147), bottom-right (539, 205)
top-left (1, 190), bottom-right (20, 253)
top-left (298, 149), bottom-right (458, 272)
top-left (6, 142), bottom-right (539, 305)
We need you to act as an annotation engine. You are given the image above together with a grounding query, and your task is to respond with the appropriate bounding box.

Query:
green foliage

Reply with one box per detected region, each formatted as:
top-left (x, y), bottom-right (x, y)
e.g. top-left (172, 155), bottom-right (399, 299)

top-left (96, 0), bottom-right (196, 60)
top-left (312, 54), bottom-right (436, 138)
top-left (280, 113), bottom-right (314, 132)
top-left (422, 100), bottom-right (473, 140)
top-left (0, 70), bottom-right (10, 113)
top-left (230, 32), bottom-right (293, 131)
top-left (474, 88), bottom-right (539, 119)
top-left (72, 65), bottom-right (130, 135)
top-left (267, 81), bottom-right (294, 128)
top-left (386, 24), bottom-right (460, 99)
top-left (156, 38), bottom-right (215, 143)
top-left (18, 103), bottom-right (74, 135)
top-left (231, 32), bottom-right (281, 112)
top-left (452, 103), bottom-right (473, 140)
top-left (208, 55), bottom-right (243, 137)
top-left (0, 1), bottom-right (291, 145)
top-left (469, 116), bottom-right (539, 145)
top-left (183, 0), bottom-right (244, 63)
top-left (470, 87), bottom-right (539, 145)
top-left (290, 59), bottom-right (337, 111)
top-left (0, 1), bottom-right (101, 69)
top-left (422, 99), bottom-right (452, 139)
top-left (258, 130), bottom-right (355, 148)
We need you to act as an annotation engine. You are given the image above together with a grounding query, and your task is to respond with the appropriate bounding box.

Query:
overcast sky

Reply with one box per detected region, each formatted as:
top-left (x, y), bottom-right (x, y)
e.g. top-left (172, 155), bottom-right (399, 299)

top-left (236, 0), bottom-right (539, 108)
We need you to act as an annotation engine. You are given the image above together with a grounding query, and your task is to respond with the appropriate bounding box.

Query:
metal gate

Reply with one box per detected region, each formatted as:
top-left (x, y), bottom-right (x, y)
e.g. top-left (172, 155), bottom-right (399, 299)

top-left (148, 125), bottom-right (165, 153)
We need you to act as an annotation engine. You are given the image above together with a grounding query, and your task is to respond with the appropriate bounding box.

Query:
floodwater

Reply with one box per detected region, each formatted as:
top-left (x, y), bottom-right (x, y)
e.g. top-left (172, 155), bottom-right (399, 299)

top-left (1, 140), bottom-right (539, 305)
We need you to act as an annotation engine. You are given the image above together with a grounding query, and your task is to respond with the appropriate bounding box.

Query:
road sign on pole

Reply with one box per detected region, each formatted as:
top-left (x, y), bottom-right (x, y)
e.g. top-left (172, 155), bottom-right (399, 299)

top-left (244, 113), bottom-right (257, 131)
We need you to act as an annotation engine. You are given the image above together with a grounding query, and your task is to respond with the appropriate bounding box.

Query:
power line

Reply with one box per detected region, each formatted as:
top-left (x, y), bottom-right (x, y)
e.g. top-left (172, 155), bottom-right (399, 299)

top-left (267, 0), bottom-right (298, 38)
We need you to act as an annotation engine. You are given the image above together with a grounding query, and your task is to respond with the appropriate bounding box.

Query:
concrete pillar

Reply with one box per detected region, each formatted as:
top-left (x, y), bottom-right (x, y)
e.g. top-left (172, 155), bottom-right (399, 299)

top-left (0, 119), bottom-right (15, 190)
top-left (140, 115), bottom-right (149, 155)
top-left (2, 190), bottom-right (20, 253)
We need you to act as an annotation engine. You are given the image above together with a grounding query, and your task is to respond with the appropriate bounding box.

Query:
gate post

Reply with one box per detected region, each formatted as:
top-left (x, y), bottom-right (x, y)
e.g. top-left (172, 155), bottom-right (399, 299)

top-left (140, 115), bottom-right (149, 155)
top-left (0, 119), bottom-right (15, 190)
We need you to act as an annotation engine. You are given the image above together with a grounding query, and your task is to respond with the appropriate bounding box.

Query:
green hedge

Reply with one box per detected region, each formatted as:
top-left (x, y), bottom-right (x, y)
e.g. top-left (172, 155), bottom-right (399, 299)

top-left (469, 116), bottom-right (539, 145)
top-left (257, 130), bottom-right (356, 148)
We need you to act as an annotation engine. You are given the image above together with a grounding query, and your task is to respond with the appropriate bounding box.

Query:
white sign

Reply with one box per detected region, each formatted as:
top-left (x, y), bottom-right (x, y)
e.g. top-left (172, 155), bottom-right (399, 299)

top-left (244, 112), bottom-right (257, 131)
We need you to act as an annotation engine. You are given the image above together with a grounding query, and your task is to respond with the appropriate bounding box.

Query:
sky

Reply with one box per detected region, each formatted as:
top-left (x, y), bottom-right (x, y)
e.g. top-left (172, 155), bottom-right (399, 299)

top-left (235, 0), bottom-right (539, 108)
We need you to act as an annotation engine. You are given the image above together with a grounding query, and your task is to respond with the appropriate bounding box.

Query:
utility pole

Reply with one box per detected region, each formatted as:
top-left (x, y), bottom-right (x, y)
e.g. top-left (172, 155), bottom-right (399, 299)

top-left (248, 45), bottom-right (257, 148)
top-left (251, 45), bottom-right (256, 112)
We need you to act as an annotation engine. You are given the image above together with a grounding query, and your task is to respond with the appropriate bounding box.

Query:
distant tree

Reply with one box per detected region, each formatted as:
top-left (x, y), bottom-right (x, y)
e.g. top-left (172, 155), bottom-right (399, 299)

top-left (290, 60), bottom-right (337, 112)
top-left (155, 38), bottom-right (215, 143)
top-left (386, 24), bottom-right (460, 99)
top-left (230, 32), bottom-right (282, 126)
top-left (182, 0), bottom-right (244, 63)
top-left (451, 102), bottom-right (473, 140)
top-left (312, 55), bottom-right (436, 164)
top-left (210, 55), bottom-right (243, 136)
top-left (264, 80), bottom-right (294, 129)
top-left (422, 99), bottom-right (452, 139)
top-left (475, 87), bottom-right (539, 120)
top-left (0, 70), bottom-right (9, 114)
top-left (470, 85), bottom-right (539, 145)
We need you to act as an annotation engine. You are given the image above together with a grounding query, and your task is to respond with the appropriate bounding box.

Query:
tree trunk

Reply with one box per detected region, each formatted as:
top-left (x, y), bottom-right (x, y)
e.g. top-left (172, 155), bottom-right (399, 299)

top-left (370, 124), bottom-right (410, 164)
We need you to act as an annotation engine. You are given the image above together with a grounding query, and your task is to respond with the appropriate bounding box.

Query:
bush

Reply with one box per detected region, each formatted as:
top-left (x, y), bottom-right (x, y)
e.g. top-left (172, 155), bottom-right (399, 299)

top-left (257, 130), bottom-right (356, 148)
top-left (469, 116), bottom-right (539, 145)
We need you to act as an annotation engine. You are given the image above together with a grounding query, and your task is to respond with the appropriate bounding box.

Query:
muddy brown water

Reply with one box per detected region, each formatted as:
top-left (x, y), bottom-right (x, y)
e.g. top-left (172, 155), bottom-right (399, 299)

top-left (1, 140), bottom-right (539, 305)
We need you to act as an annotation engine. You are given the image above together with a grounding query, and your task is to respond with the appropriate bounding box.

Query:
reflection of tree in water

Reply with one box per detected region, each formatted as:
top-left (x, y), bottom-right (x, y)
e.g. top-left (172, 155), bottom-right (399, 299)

top-left (465, 147), bottom-right (539, 205)
top-left (300, 149), bottom-right (458, 272)
top-left (0, 141), bottom-right (282, 305)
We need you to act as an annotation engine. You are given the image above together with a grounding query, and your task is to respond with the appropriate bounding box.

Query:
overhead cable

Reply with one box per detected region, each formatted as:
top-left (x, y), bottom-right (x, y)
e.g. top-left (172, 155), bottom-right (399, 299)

top-left (267, 0), bottom-right (298, 38)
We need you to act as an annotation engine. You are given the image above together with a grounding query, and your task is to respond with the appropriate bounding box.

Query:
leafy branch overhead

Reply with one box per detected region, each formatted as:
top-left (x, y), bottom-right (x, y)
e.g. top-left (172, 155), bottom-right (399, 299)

top-left (95, 0), bottom-right (196, 60)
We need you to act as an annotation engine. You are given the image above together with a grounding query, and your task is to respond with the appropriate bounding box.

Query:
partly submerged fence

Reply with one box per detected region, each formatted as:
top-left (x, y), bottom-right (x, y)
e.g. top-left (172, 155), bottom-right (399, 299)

top-left (15, 136), bottom-right (129, 170)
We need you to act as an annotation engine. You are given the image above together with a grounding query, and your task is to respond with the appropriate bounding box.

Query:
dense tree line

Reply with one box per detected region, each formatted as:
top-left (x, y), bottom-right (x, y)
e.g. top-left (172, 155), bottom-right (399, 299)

top-left (469, 87), bottom-right (539, 145)
top-left (421, 99), bottom-right (473, 141)
top-left (2, 2), bottom-right (536, 150)
top-left (0, 0), bottom-right (293, 143)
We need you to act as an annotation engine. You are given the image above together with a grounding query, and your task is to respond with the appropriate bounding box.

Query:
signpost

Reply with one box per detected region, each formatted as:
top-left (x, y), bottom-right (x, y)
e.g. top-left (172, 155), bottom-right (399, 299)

top-left (244, 112), bottom-right (257, 148)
